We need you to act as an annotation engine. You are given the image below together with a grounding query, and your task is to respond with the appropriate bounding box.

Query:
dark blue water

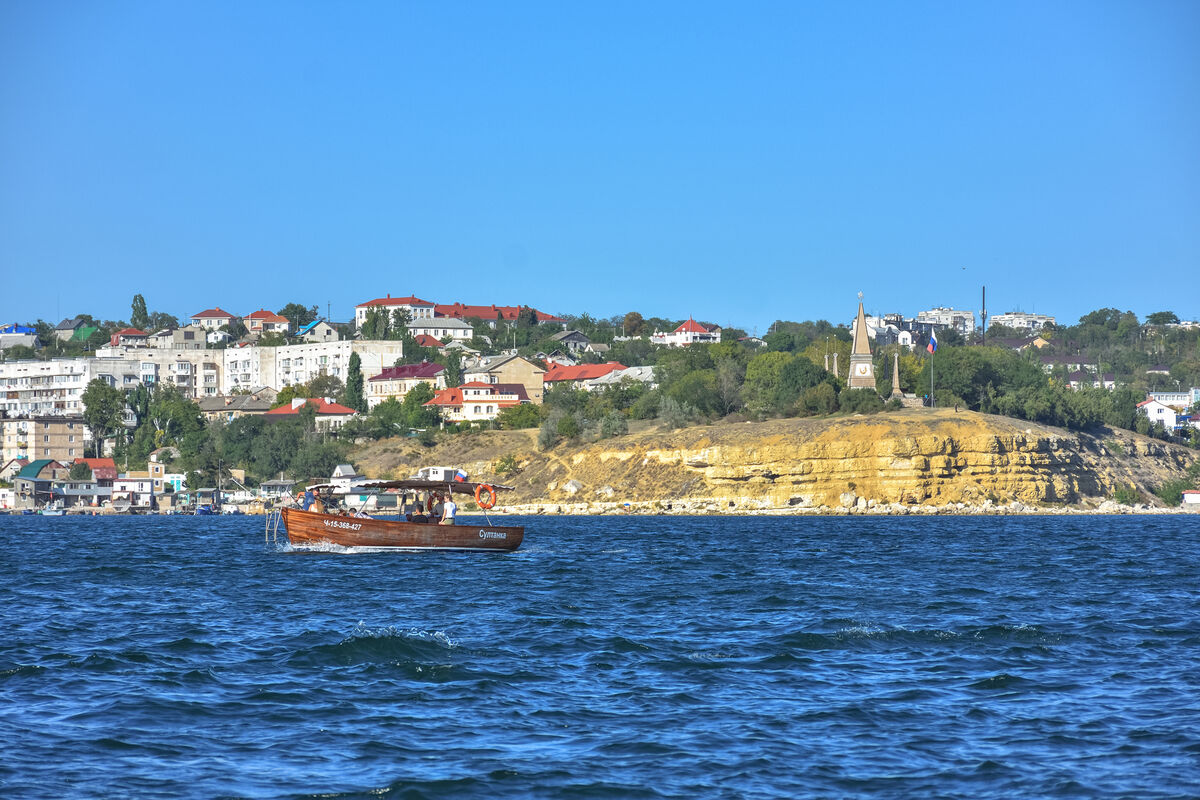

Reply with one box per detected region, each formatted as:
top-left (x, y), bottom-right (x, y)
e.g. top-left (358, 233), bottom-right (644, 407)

top-left (2, 515), bottom-right (1199, 799)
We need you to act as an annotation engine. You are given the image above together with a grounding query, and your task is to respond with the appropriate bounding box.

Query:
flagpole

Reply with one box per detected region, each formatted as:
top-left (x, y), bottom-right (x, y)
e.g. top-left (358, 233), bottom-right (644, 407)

top-left (931, 345), bottom-right (935, 408)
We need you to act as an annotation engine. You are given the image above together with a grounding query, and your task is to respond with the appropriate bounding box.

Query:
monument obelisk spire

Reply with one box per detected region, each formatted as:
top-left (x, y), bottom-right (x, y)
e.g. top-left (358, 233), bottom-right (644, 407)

top-left (848, 292), bottom-right (876, 390)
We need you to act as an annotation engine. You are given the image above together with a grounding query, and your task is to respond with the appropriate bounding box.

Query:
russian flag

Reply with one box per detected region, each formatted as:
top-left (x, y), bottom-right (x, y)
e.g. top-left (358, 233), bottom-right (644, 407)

top-left (454, 469), bottom-right (468, 483)
top-left (927, 330), bottom-right (938, 354)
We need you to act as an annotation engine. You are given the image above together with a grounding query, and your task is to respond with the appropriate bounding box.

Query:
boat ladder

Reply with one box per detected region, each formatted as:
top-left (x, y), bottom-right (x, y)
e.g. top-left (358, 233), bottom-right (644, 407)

top-left (265, 507), bottom-right (284, 545)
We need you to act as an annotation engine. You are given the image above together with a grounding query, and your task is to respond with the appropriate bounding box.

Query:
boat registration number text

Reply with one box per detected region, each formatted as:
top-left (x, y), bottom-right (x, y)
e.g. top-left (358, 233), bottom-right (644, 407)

top-left (324, 519), bottom-right (363, 531)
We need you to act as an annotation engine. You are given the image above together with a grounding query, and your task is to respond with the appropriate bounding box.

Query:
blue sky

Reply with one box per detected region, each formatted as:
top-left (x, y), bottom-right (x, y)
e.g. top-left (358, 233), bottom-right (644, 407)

top-left (2, 1), bottom-right (1198, 333)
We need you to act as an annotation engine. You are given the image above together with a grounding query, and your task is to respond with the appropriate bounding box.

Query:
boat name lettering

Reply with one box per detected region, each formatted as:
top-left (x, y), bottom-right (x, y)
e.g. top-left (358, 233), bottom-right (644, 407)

top-left (323, 519), bottom-right (363, 531)
top-left (478, 529), bottom-right (507, 540)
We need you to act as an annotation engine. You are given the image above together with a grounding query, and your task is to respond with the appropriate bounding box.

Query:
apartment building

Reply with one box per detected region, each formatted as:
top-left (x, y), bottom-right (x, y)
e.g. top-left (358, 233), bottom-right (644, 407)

top-left (0, 416), bottom-right (89, 463)
top-left (222, 340), bottom-right (404, 394)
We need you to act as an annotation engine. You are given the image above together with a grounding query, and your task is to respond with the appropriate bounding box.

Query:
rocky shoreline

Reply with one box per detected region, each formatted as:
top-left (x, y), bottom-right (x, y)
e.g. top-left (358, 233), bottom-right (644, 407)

top-left (496, 498), bottom-right (1197, 516)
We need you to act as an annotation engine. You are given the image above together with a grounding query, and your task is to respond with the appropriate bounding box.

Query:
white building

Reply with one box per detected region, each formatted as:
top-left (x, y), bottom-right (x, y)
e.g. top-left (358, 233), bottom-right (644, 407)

top-left (222, 340), bottom-right (404, 394)
top-left (425, 382), bottom-right (525, 422)
top-left (650, 318), bottom-right (721, 347)
top-left (366, 362), bottom-right (446, 409)
top-left (354, 295), bottom-right (436, 328)
top-left (190, 308), bottom-right (238, 330)
top-left (990, 311), bottom-right (1056, 331)
top-left (95, 347), bottom-right (223, 398)
top-left (408, 317), bottom-right (474, 342)
top-left (1148, 390), bottom-right (1196, 410)
top-left (916, 307), bottom-right (976, 336)
top-left (0, 358), bottom-right (92, 417)
top-left (1137, 398), bottom-right (1179, 431)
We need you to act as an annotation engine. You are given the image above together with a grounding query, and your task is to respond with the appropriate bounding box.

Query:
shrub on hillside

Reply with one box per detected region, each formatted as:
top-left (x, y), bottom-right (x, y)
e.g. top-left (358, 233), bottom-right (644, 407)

top-left (839, 388), bottom-right (884, 414)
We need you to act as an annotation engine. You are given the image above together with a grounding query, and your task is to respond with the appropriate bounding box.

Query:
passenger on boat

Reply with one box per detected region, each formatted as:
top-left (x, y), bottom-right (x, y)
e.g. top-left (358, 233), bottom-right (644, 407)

top-left (439, 497), bottom-right (457, 525)
top-left (301, 489), bottom-right (315, 511)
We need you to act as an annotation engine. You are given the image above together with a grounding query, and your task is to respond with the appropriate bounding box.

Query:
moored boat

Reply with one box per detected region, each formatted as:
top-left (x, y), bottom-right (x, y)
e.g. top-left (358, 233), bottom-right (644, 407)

top-left (268, 477), bottom-right (523, 552)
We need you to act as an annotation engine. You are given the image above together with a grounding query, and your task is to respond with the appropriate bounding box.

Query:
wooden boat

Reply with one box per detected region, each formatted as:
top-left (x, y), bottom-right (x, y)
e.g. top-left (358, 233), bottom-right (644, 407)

top-left (269, 478), bottom-right (523, 552)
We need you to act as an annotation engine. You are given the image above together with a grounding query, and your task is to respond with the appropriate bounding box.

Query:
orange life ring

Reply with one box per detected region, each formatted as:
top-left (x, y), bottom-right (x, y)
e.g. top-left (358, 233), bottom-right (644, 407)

top-left (474, 484), bottom-right (497, 510)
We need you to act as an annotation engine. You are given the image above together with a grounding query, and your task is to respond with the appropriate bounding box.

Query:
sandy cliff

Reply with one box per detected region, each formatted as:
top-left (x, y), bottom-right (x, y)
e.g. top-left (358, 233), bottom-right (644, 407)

top-left (351, 409), bottom-right (1196, 513)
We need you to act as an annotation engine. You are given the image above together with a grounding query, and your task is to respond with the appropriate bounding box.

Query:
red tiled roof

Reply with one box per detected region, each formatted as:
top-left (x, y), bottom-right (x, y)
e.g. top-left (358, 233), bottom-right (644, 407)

top-left (425, 385), bottom-right (521, 408)
top-left (674, 317), bottom-right (717, 334)
top-left (266, 398), bottom-right (357, 416)
top-left (357, 295), bottom-right (435, 309)
top-left (114, 328), bottom-right (148, 336)
top-left (244, 309), bottom-right (289, 323)
top-left (434, 303), bottom-right (564, 323)
top-left (192, 308), bottom-right (236, 319)
top-left (413, 334), bottom-right (444, 348)
top-left (368, 363), bottom-right (445, 382)
top-left (543, 362), bottom-right (628, 383)
top-left (74, 457), bottom-right (117, 480)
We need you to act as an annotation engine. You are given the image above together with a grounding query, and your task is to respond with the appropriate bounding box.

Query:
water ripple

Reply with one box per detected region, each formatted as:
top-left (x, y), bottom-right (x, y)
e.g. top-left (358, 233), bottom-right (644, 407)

top-left (1, 514), bottom-right (1198, 799)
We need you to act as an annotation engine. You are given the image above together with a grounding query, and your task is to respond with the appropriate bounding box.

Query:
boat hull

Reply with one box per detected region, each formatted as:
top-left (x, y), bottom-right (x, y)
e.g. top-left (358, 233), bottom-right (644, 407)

top-left (280, 507), bottom-right (524, 551)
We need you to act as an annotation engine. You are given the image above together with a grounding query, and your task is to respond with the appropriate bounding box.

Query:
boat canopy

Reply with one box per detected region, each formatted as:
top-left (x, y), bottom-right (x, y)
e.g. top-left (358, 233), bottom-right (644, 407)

top-left (304, 478), bottom-right (513, 495)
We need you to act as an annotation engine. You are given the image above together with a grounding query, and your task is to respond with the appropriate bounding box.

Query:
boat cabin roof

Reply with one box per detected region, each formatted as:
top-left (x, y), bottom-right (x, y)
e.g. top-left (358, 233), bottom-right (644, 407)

top-left (304, 478), bottom-right (512, 495)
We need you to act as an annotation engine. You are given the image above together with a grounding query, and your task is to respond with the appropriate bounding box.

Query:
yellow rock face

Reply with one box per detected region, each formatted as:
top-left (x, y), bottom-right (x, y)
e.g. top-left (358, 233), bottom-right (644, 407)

top-left (352, 408), bottom-right (1197, 510)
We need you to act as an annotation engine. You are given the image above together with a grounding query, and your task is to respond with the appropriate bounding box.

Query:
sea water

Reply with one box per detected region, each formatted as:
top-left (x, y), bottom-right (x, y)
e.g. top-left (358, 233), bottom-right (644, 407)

top-left (1, 514), bottom-right (1198, 799)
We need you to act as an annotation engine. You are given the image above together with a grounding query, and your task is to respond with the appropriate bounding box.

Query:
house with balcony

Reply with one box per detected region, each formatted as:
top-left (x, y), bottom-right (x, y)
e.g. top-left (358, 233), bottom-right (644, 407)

top-left (424, 382), bottom-right (526, 422)
top-left (51, 478), bottom-right (111, 509)
top-left (462, 354), bottom-right (546, 404)
top-left (244, 309), bottom-right (291, 335)
top-left (190, 308), bottom-right (239, 330)
top-left (12, 459), bottom-right (67, 509)
top-left (650, 318), bottom-right (721, 347)
top-left (366, 362), bottom-right (446, 409)
top-left (113, 473), bottom-right (154, 509)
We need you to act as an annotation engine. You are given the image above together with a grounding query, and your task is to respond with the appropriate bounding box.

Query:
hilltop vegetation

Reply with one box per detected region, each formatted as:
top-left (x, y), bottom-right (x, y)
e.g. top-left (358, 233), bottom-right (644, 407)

top-left (63, 304), bottom-right (1200, 500)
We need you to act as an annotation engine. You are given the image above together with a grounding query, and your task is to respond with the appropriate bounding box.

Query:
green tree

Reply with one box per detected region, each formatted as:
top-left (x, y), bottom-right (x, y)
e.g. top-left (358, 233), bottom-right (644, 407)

top-left (1146, 311), bottom-right (1179, 326)
top-left (147, 311), bottom-right (178, 331)
top-left (278, 303), bottom-right (318, 330)
top-left (443, 353), bottom-right (463, 388)
top-left (308, 373), bottom-right (345, 402)
top-left (81, 379), bottom-right (126, 455)
top-left (497, 403), bottom-right (543, 429)
top-left (69, 461), bottom-right (92, 480)
top-left (130, 294), bottom-right (149, 330)
top-left (599, 412), bottom-right (628, 438)
top-left (623, 311), bottom-right (646, 336)
top-left (742, 351), bottom-right (797, 417)
top-left (345, 352), bottom-right (366, 412)
top-left (400, 382), bottom-right (440, 429)
top-left (359, 307), bottom-right (390, 340)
